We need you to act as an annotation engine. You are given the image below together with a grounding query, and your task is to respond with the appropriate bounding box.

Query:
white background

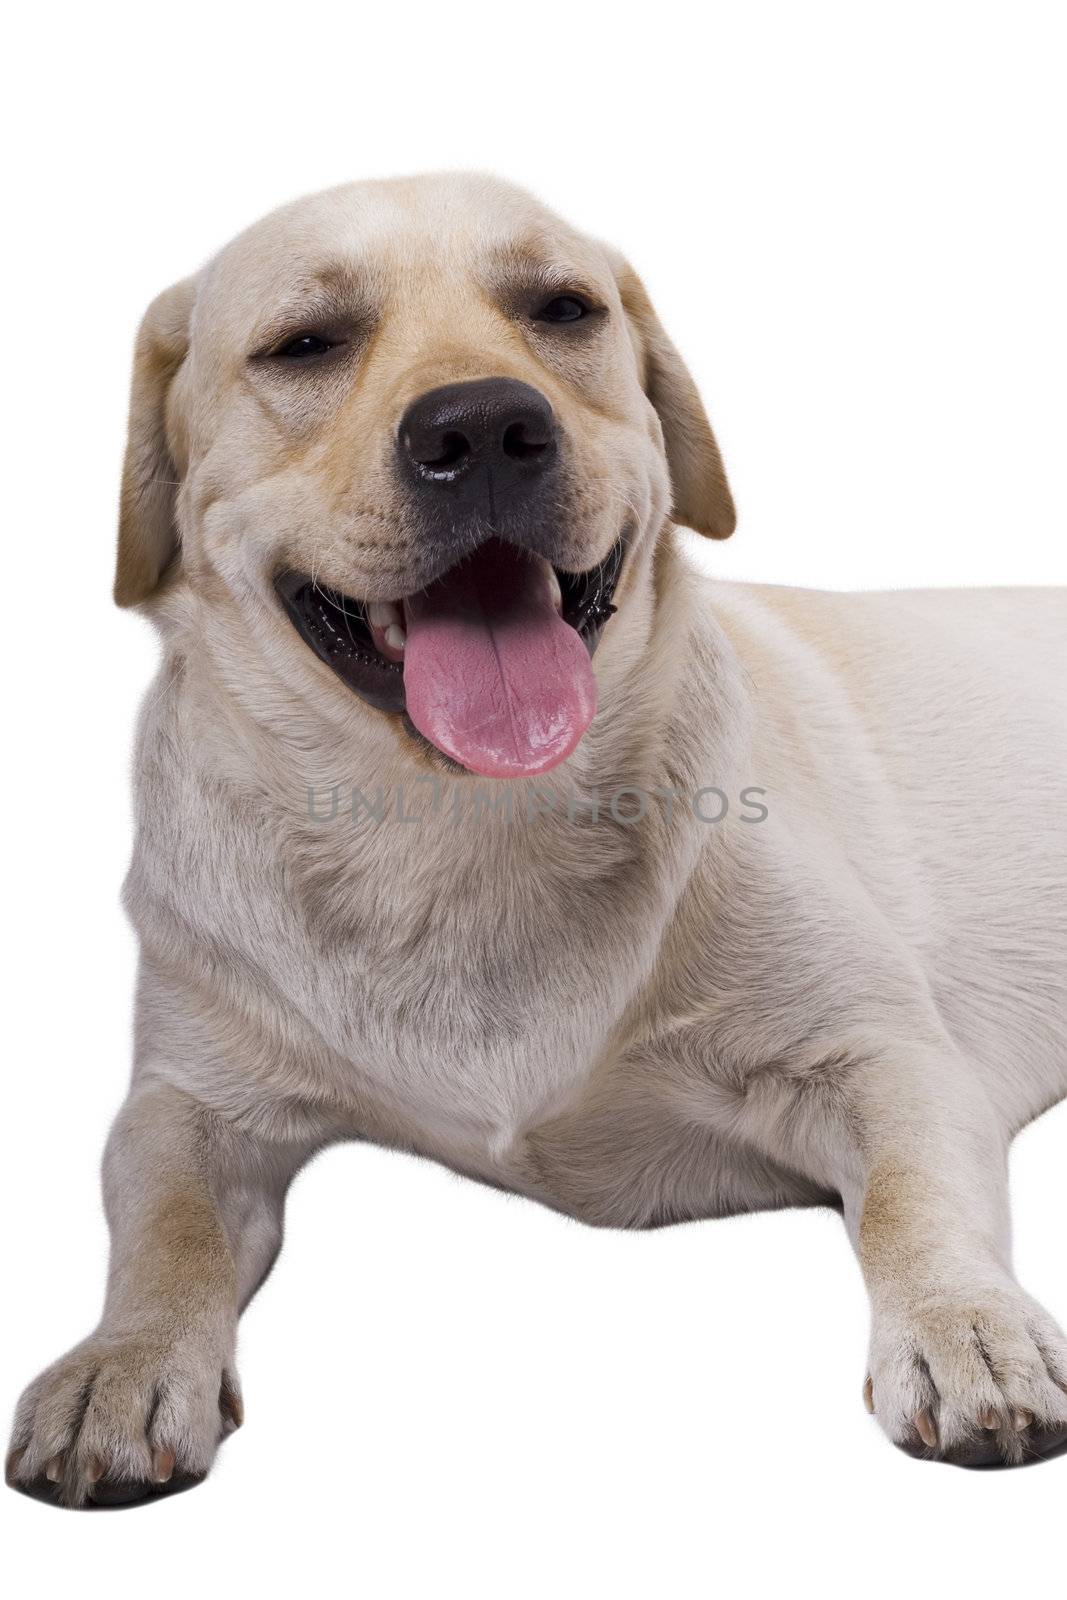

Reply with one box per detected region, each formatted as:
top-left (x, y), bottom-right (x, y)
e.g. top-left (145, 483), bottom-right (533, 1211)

top-left (3, 1), bottom-right (1065, 1594)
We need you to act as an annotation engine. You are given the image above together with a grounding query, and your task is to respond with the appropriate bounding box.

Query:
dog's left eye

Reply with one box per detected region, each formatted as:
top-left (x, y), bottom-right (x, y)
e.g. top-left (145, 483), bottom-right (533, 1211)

top-left (535, 295), bottom-right (591, 324)
top-left (274, 333), bottom-right (337, 359)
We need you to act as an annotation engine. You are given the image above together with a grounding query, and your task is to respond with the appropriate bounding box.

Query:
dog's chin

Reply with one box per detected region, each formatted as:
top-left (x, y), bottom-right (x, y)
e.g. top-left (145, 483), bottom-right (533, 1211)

top-left (275, 533), bottom-right (627, 778)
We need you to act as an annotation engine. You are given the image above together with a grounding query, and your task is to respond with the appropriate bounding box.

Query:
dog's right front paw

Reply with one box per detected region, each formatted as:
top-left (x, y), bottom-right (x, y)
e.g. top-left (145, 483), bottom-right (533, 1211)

top-left (6, 1329), bottom-right (242, 1509)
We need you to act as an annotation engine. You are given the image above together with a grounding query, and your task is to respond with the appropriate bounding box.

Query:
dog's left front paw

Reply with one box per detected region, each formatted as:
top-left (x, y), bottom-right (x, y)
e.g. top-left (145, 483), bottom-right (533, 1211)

top-left (865, 1281), bottom-right (1067, 1467)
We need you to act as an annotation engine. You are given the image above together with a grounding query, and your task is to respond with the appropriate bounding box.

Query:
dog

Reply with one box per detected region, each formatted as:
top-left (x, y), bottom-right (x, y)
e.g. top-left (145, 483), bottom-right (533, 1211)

top-left (7, 173), bottom-right (1067, 1506)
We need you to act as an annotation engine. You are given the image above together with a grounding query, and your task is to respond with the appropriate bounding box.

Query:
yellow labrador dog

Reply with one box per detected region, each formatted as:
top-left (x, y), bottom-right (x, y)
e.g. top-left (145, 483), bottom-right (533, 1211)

top-left (8, 174), bottom-right (1067, 1507)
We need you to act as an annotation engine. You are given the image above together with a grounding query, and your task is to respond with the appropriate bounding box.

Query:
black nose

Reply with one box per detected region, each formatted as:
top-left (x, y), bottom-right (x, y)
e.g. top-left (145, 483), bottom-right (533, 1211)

top-left (398, 378), bottom-right (557, 496)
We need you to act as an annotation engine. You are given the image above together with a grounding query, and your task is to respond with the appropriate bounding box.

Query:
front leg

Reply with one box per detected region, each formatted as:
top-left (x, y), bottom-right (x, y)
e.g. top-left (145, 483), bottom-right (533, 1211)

top-left (827, 1042), bottom-right (1067, 1465)
top-left (7, 1079), bottom-right (310, 1507)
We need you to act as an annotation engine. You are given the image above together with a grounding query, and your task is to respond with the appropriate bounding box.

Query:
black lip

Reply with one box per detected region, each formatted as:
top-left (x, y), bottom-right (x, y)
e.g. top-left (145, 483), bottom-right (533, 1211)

top-left (275, 569), bottom-right (406, 712)
top-left (274, 535), bottom-right (626, 717)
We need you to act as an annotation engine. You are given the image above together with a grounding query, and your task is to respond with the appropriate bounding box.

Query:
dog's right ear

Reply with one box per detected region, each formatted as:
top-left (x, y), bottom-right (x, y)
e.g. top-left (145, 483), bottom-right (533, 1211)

top-left (114, 278), bottom-right (197, 607)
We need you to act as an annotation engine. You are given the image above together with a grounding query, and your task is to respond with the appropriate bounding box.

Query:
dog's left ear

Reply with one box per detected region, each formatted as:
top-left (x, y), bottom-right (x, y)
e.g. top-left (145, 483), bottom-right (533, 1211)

top-left (114, 277), bottom-right (197, 607)
top-left (613, 258), bottom-right (735, 539)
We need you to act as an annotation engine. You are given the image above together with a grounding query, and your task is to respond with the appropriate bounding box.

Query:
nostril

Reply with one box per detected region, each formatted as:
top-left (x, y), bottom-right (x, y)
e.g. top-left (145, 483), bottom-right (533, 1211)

top-left (422, 432), bottom-right (470, 467)
top-left (502, 421), bottom-right (550, 461)
top-left (418, 429), bottom-right (470, 470)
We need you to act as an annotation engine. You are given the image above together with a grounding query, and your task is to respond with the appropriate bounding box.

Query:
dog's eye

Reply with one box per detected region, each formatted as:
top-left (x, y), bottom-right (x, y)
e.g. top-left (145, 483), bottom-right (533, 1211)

top-left (274, 333), bottom-right (337, 359)
top-left (535, 295), bottom-right (591, 324)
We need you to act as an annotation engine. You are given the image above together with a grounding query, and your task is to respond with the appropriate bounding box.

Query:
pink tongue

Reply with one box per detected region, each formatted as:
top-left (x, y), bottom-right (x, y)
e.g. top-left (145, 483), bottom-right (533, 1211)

top-left (402, 541), bottom-right (597, 778)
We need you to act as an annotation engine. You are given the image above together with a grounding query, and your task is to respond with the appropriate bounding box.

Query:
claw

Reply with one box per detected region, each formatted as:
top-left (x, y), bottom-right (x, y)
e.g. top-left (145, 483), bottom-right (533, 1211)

top-left (45, 1455), bottom-right (64, 1484)
top-left (1012, 1408), bottom-right (1033, 1432)
top-left (152, 1447), bottom-right (176, 1484)
top-left (862, 1375), bottom-right (875, 1414)
top-left (979, 1407), bottom-right (999, 1431)
top-left (219, 1375), bottom-right (244, 1431)
top-left (915, 1408), bottom-right (939, 1450)
top-left (86, 1456), bottom-right (105, 1485)
top-left (5, 1447), bottom-right (25, 1484)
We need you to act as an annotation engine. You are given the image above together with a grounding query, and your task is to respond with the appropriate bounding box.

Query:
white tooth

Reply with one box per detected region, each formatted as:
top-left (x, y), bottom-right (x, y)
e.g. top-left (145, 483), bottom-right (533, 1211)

top-left (547, 568), bottom-right (562, 610)
top-left (368, 601), bottom-right (401, 629)
top-left (385, 623), bottom-right (406, 652)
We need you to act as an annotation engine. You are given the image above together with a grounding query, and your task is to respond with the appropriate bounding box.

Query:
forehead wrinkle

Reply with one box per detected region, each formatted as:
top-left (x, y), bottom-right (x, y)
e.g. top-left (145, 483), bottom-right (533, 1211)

top-left (236, 259), bottom-right (390, 352)
top-left (482, 236), bottom-right (610, 300)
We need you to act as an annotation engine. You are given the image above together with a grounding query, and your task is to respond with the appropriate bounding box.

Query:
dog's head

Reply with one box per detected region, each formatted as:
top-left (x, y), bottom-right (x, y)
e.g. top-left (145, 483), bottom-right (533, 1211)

top-left (116, 174), bottom-right (733, 778)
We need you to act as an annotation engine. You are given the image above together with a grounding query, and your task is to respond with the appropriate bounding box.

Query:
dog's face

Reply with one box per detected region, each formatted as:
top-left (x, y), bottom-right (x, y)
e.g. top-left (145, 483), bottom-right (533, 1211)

top-left (117, 175), bottom-right (733, 777)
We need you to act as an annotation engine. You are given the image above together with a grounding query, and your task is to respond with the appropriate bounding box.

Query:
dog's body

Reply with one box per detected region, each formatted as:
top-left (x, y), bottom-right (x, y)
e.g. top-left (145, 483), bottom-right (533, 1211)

top-left (9, 176), bottom-right (1067, 1506)
top-left (131, 576), bottom-right (1067, 1217)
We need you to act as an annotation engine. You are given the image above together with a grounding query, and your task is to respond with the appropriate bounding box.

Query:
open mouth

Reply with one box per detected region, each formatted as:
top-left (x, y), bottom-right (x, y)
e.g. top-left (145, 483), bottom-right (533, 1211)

top-left (275, 536), bottom-right (624, 779)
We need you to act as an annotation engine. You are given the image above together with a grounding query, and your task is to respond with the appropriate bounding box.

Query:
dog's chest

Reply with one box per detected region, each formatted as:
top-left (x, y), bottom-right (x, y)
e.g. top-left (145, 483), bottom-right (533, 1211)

top-left (169, 792), bottom-right (692, 1154)
top-left (306, 836), bottom-right (669, 1145)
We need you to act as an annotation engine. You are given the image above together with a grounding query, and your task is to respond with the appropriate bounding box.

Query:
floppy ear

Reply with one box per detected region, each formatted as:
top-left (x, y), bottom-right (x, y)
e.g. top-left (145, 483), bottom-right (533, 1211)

top-left (114, 278), bottom-right (196, 607)
top-left (614, 261), bottom-right (735, 539)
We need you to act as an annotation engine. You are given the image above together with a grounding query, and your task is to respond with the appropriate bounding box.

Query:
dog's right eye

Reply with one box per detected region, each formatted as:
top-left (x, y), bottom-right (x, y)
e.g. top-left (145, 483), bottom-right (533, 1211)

top-left (273, 333), bottom-right (337, 359)
top-left (535, 295), bottom-right (591, 324)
